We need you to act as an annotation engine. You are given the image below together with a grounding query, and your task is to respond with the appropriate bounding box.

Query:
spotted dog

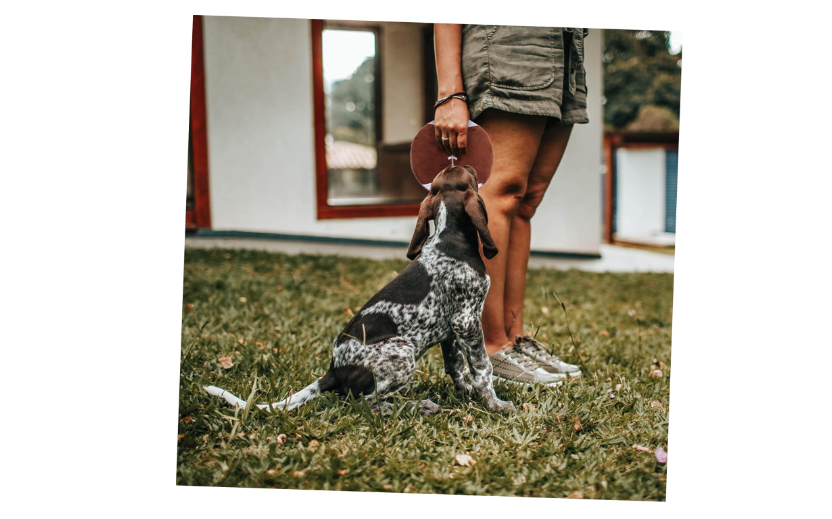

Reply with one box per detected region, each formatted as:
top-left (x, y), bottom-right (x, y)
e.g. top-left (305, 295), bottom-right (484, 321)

top-left (205, 165), bottom-right (516, 415)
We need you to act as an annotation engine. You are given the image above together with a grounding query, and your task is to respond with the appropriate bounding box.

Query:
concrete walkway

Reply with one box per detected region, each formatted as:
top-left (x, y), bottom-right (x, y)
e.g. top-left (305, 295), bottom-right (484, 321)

top-left (185, 236), bottom-right (674, 273)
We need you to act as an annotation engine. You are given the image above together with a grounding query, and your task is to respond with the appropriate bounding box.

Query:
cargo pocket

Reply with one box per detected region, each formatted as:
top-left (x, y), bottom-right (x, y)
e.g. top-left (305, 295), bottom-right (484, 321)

top-left (564, 28), bottom-right (586, 96)
top-left (487, 26), bottom-right (557, 91)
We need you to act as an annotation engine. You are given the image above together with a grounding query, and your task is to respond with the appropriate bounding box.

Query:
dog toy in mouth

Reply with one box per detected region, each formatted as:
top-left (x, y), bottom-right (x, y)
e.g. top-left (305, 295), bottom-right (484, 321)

top-left (410, 120), bottom-right (493, 190)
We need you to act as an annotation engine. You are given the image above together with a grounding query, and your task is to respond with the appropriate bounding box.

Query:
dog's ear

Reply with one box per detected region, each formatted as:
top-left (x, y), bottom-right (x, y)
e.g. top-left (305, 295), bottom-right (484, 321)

top-left (464, 190), bottom-right (498, 259)
top-left (462, 165), bottom-right (479, 187)
top-left (407, 194), bottom-right (435, 260)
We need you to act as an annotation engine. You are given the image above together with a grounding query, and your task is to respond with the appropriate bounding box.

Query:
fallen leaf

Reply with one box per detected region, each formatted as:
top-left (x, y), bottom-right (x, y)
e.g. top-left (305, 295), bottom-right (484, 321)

top-left (307, 440), bottom-right (319, 450)
top-left (274, 326), bottom-right (282, 332)
top-left (541, 306), bottom-right (550, 315)
top-left (615, 384), bottom-right (622, 391)
top-left (462, 414), bottom-right (475, 425)
top-left (276, 285), bottom-right (284, 291)
top-left (627, 309), bottom-right (636, 317)
top-left (634, 444), bottom-right (652, 452)
top-left (522, 403), bottom-right (538, 413)
top-left (599, 330), bottom-right (609, 337)
top-left (256, 342), bottom-right (264, 349)
top-left (573, 419), bottom-right (582, 431)
top-left (336, 468), bottom-right (348, 476)
top-left (655, 447), bottom-right (668, 464)
top-left (512, 474), bottom-right (526, 486)
top-left (177, 434), bottom-right (185, 441)
top-left (382, 483), bottom-right (393, 490)
top-left (276, 434), bottom-right (287, 445)
top-left (651, 400), bottom-right (664, 410)
top-left (455, 454), bottom-right (476, 467)
top-left (237, 338), bottom-right (245, 345)
top-left (292, 470), bottom-right (305, 478)
top-left (344, 308), bottom-right (354, 317)
top-left (218, 357), bottom-right (233, 369)
top-left (266, 469), bottom-right (276, 476)
top-left (180, 416), bottom-right (195, 424)
top-left (651, 369), bottom-right (663, 378)
top-left (239, 297), bottom-right (247, 303)
top-left (224, 253), bottom-right (232, 259)
top-left (566, 491), bottom-right (584, 499)
top-left (185, 303), bottom-right (194, 311)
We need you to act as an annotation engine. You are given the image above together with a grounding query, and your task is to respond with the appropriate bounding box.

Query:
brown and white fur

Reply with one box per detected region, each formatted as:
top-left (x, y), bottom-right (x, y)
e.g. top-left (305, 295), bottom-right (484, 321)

top-left (205, 165), bottom-right (515, 415)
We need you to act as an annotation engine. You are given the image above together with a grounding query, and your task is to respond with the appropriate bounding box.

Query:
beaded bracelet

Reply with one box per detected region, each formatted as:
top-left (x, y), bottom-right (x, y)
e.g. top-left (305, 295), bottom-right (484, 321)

top-left (434, 91), bottom-right (467, 108)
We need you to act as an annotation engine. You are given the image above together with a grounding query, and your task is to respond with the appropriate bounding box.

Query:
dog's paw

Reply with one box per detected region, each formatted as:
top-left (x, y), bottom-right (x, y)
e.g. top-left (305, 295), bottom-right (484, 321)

top-left (490, 400), bottom-right (516, 413)
top-left (454, 382), bottom-right (473, 393)
top-left (418, 399), bottom-right (441, 417)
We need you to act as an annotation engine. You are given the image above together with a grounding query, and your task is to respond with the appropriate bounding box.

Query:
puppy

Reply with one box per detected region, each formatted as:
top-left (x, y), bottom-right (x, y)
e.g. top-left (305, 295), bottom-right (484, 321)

top-left (205, 165), bottom-right (515, 415)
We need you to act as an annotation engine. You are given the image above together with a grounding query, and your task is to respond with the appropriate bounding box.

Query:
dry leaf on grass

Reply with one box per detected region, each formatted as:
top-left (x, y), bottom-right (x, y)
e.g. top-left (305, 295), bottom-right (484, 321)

top-left (462, 415), bottom-right (475, 425)
top-left (239, 297), bottom-right (247, 303)
top-left (566, 491), bottom-right (584, 499)
top-left (275, 434), bottom-right (287, 445)
top-left (573, 419), bottom-right (582, 431)
top-left (307, 440), bottom-right (319, 450)
top-left (292, 471), bottom-right (305, 478)
top-left (455, 454), bottom-right (476, 467)
top-left (651, 400), bottom-right (664, 410)
top-left (218, 357), bottom-right (233, 369)
top-left (651, 369), bottom-right (663, 378)
top-left (654, 447), bottom-right (668, 464)
top-left (599, 330), bottom-right (609, 337)
top-left (634, 445), bottom-right (652, 452)
top-left (541, 306), bottom-right (550, 315)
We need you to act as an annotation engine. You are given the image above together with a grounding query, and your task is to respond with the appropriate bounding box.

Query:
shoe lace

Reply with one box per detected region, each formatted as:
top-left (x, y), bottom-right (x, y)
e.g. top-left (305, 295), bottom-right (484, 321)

top-left (518, 337), bottom-right (558, 364)
top-left (506, 346), bottom-right (541, 370)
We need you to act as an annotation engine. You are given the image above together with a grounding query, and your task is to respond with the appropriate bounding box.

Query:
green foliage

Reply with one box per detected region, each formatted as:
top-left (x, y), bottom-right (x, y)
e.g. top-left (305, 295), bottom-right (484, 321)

top-left (328, 57), bottom-right (376, 146)
top-left (603, 30), bottom-right (682, 130)
top-left (178, 248), bottom-right (672, 499)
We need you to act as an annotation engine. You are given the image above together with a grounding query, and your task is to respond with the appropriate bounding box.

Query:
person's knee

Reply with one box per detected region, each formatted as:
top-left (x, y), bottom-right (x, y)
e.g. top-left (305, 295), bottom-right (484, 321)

top-left (516, 185), bottom-right (546, 221)
top-left (483, 178), bottom-right (527, 216)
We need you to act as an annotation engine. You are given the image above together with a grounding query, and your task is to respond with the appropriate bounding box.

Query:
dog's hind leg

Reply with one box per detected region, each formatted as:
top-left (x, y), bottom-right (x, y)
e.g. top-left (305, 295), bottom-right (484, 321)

top-left (358, 337), bottom-right (418, 415)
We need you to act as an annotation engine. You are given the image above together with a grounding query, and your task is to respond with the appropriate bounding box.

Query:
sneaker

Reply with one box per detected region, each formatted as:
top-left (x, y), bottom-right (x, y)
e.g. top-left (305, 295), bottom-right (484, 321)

top-left (489, 345), bottom-right (565, 386)
top-left (515, 335), bottom-right (581, 378)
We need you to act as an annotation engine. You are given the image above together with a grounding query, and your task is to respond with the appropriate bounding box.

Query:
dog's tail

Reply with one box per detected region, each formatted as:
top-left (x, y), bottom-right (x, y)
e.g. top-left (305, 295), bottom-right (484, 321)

top-left (204, 370), bottom-right (338, 412)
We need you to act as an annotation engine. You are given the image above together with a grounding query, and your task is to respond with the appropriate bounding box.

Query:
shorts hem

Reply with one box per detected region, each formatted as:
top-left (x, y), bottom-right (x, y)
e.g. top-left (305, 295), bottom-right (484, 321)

top-left (469, 95), bottom-right (564, 122)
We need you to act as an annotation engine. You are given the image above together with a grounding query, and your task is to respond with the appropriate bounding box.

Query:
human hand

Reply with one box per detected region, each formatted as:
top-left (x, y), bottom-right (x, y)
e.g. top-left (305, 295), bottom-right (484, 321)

top-left (434, 98), bottom-right (469, 157)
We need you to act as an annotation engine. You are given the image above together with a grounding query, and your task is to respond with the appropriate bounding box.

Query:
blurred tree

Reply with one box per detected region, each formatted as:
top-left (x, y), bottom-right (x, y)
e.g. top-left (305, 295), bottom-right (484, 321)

top-left (603, 30), bottom-right (682, 131)
top-left (328, 57), bottom-right (377, 146)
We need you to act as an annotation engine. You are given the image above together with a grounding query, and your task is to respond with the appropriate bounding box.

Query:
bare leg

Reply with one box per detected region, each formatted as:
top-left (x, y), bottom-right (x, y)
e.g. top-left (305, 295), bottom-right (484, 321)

top-left (504, 124), bottom-right (574, 339)
top-left (475, 110), bottom-right (547, 355)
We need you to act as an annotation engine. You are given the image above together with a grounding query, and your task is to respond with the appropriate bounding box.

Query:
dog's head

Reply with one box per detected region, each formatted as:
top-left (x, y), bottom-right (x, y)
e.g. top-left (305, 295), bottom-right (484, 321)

top-left (406, 165), bottom-right (498, 261)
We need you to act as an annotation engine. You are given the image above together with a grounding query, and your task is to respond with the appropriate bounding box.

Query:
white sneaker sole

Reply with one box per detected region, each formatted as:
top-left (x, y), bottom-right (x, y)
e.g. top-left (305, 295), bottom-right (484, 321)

top-left (492, 375), bottom-right (563, 387)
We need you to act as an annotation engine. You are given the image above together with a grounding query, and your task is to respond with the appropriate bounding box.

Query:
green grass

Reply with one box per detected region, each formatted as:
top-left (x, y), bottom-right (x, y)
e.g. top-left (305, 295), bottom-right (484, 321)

top-left (178, 247), bottom-right (673, 500)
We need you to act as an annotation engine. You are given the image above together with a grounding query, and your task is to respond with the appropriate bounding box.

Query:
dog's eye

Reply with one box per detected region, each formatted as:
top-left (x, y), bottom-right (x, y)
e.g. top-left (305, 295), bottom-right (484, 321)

top-left (457, 184), bottom-right (468, 191)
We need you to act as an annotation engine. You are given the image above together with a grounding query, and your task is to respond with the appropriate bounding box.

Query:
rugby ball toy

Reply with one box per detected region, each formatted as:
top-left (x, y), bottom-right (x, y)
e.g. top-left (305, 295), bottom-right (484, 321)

top-left (410, 121), bottom-right (493, 190)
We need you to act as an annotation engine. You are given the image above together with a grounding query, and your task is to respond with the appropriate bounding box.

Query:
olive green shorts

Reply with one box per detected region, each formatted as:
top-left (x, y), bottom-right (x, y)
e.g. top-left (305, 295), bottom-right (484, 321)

top-left (461, 25), bottom-right (589, 125)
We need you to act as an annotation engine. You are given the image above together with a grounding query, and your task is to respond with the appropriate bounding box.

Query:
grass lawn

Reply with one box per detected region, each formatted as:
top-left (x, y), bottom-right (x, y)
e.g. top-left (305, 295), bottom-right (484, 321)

top-left (178, 247), bottom-right (673, 500)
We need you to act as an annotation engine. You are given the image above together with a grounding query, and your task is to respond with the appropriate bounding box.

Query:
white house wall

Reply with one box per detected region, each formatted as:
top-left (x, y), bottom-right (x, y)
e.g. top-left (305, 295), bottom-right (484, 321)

top-left (202, 16), bottom-right (603, 255)
top-left (615, 148), bottom-right (666, 239)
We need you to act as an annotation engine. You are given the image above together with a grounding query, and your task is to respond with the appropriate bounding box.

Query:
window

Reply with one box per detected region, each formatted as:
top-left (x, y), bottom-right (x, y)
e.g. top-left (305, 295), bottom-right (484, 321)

top-left (312, 20), bottom-right (434, 219)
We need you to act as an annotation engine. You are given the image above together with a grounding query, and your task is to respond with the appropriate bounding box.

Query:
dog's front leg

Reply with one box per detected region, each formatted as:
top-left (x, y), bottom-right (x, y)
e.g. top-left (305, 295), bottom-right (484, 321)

top-left (440, 337), bottom-right (472, 393)
top-left (451, 316), bottom-right (515, 413)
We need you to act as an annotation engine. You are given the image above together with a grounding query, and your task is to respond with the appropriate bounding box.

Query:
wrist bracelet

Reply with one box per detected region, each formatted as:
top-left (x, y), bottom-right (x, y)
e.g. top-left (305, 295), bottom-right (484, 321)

top-left (434, 91), bottom-right (467, 108)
